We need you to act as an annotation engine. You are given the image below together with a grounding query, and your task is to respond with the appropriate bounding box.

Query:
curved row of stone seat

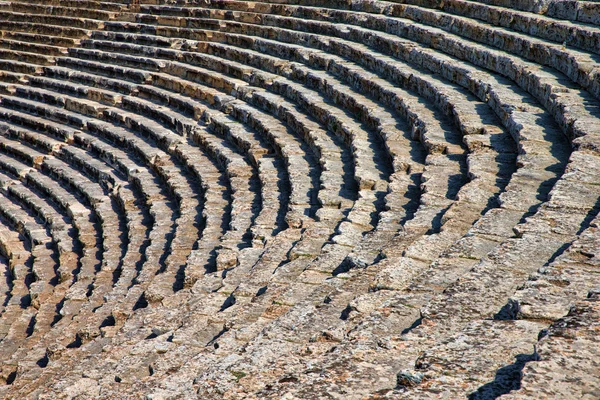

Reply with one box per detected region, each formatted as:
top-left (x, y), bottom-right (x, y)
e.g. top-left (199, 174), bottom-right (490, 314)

top-left (0, 47), bottom-right (504, 400)
top-left (0, 189), bottom-right (65, 377)
top-left (39, 72), bottom-right (269, 291)
top-left (462, 0), bottom-right (598, 18)
top-left (5, 0), bottom-right (128, 10)
top-left (50, 36), bottom-right (384, 322)
top-left (0, 71), bottom-right (336, 396)
top-left (131, 0), bottom-right (600, 274)
top-left (0, 21), bottom-right (90, 42)
top-left (0, 10), bottom-right (106, 31)
top-left (349, 1), bottom-right (600, 105)
top-left (0, 82), bottom-right (284, 384)
top-left (418, 0), bottom-right (599, 44)
top-left (0, 95), bottom-right (175, 349)
top-left (0, 133), bottom-right (182, 379)
top-left (159, 0), bottom-right (600, 60)
top-left (0, 216), bottom-right (31, 345)
top-left (0, 170), bottom-right (78, 277)
top-left (57, 50), bottom-right (332, 229)
top-left (0, 153), bottom-right (104, 383)
top-left (0, 2), bottom-right (119, 22)
top-left (86, 30), bottom-right (504, 287)
top-left (74, 32), bottom-right (426, 260)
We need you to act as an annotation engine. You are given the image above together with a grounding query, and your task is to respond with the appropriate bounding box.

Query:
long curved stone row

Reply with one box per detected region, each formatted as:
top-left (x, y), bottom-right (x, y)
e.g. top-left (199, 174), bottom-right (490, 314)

top-left (0, 170), bottom-right (79, 289)
top-left (0, 0), bottom-right (599, 398)
top-left (98, 6), bottom-right (564, 222)
top-left (0, 108), bottom-right (206, 382)
top-left (0, 131), bottom-right (185, 380)
top-left (138, 0), bottom-right (596, 300)
top-left (0, 215), bottom-right (31, 335)
top-left (175, 26), bottom-right (514, 263)
top-left (59, 30), bottom-right (384, 310)
top-left (0, 103), bottom-right (128, 275)
top-left (119, 0), bottom-right (556, 294)
top-left (56, 48), bottom-right (334, 232)
top-left (0, 0), bottom-right (516, 362)
top-left (0, 83), bottom-right (256, 374)
top-left (134, 1), bottom-right (600, 146)
top-left (0, 21), bottom-right (346, 394)
top-left (72, 30), bottom-right (442, 266)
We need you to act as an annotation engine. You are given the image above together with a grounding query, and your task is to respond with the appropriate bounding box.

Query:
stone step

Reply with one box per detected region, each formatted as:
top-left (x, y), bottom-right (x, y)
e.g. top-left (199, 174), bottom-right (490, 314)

top-left (0, 10), bottom-right (104, 30)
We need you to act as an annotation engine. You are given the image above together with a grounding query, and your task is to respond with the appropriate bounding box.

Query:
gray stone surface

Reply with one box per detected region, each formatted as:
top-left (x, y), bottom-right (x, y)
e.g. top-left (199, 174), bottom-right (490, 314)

top-left (0, 0), bottom-right (597, 398)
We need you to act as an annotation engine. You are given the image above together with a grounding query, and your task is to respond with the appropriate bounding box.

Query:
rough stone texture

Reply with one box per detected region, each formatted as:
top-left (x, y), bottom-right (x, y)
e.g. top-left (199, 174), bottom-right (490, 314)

top-left (0, 0), bottom-right (596, 398)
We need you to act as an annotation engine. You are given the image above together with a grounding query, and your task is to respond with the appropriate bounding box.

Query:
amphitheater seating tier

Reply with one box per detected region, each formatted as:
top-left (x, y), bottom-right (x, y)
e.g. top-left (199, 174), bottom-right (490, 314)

top-left (0, 0), bottom-right (597, 398)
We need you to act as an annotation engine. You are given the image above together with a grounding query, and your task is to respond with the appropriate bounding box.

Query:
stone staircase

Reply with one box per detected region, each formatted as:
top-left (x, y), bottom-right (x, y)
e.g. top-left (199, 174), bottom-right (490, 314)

top-left (0, 0), bottom-right (597, 398)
